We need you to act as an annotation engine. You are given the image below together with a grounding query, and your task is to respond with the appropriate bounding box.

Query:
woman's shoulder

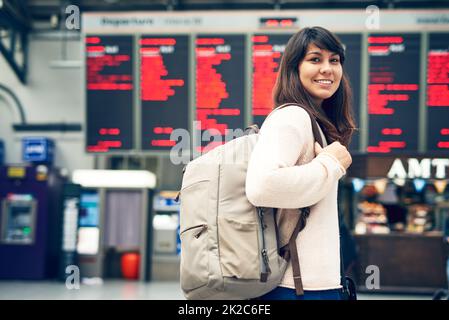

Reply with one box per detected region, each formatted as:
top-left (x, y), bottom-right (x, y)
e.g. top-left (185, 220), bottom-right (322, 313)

top-left (262, 104), bottom-right (312, 129)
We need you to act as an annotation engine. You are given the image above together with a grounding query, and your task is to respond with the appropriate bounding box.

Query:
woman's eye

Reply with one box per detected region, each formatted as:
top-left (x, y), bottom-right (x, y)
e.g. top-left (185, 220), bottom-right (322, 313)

top-left (310, 57), bottom-right (320, 62)
top-left (331, 58), bottom-right (340, 63)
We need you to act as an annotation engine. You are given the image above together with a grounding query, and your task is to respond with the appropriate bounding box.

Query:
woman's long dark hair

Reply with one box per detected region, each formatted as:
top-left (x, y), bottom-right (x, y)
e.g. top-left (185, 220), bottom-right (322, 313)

top-left (272, 26), bottom-right (356, 147)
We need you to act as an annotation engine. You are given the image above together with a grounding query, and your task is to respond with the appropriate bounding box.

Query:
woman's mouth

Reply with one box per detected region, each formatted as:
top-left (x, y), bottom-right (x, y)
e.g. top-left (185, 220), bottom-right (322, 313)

top-left (314, 79), bottom-right (333, 85)
top-left (314, 79), bottom-right (333, 88)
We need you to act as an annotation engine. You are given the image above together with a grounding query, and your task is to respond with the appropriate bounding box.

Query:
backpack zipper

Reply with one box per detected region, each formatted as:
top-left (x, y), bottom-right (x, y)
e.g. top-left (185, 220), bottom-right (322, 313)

top-left (194, 225), bottom-right (208, 238)
top-left (180, 224), bottom-right (208, 238)
top-left (257, 207), bottom-right (271, 282)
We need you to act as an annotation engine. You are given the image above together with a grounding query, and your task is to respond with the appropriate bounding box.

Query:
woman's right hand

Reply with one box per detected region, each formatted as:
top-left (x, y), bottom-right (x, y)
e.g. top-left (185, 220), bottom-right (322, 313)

top-left (315, 141), bottom-right (352, 170)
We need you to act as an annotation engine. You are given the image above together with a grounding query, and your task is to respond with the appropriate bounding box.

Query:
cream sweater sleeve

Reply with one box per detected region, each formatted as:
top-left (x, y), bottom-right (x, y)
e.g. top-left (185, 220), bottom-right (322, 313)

top-left (245, 106), bottom-right (346, 209)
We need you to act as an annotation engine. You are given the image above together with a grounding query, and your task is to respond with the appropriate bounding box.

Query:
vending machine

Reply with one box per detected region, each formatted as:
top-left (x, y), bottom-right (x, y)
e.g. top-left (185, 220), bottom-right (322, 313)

top-left (0, 165), bottom-right (65, 279)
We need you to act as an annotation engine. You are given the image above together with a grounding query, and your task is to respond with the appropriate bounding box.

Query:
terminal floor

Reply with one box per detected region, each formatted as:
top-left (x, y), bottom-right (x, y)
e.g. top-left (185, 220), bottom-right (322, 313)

top-left (0, 280), bottom-right (434, 300)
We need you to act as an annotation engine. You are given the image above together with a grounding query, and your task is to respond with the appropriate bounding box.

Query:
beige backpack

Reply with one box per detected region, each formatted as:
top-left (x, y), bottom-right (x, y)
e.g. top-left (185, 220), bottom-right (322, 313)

top-left (178, 104), bottom-right (324, 299)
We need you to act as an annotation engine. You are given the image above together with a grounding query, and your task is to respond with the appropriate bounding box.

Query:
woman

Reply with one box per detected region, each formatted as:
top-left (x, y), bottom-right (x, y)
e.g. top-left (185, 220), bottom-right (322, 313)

top-left (246, 26), bottom-right (356, 300)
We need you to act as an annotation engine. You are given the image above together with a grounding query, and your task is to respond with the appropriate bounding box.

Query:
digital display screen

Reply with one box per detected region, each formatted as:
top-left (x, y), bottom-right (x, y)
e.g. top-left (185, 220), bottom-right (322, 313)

top-left (140, 35), bottom-right (189, 151)
top-left (77, 192), bottom-right (99, 255)
top-left (337, 34), bottom-right (362, 152)
top-left (79, 192), bottom-right (99, 227)
top-left (251, 34), bottom-right (291, 128)
top-left (427, 33), bottom-right (449, 152)
top-left (250, 33), bottom-right (362, 152)
top-left (86, 35), bottom-right (134, 152)
top-left (367, 34), bottom-right (421, 154)
top-left (195, 35), bottom-right (245, 152)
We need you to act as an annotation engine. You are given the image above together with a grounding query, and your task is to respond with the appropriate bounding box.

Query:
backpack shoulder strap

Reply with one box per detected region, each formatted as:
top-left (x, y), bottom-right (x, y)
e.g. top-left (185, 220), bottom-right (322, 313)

top-left (272, 103), bottom-right (325, 296)
top-left (271, 103), bottom-right (324, 147)
top-left (288, 207), bottom-right (309, 295)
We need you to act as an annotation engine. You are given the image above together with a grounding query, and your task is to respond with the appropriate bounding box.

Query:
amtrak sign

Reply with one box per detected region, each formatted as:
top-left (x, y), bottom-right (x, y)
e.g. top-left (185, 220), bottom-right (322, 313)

top-left (387, 158), bottom-right (449, 179)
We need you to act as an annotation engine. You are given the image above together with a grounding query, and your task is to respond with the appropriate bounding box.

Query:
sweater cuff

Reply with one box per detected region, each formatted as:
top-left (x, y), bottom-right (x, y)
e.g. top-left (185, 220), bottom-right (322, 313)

top-left (316, 152), bottom-right (347, 176)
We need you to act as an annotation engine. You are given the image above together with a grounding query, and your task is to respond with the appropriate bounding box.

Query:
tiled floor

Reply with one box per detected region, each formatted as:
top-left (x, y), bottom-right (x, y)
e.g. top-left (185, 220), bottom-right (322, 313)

top-left (0, 280), bottom-right (434, 300)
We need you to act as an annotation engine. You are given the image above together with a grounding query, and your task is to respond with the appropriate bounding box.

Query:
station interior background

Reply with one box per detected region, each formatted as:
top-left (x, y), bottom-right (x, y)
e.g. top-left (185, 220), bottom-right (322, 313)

top-left (1, 0), bottom-right (449, 300)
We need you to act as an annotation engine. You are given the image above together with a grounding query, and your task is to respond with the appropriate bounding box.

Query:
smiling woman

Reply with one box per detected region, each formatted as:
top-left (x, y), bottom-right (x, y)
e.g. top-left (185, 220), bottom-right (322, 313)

top-left (299, 43), bottom-right (343, 106)
top-left (246, 26), bottom-right (357, 300)
top-left (273, 26), bottom-right (356, 147)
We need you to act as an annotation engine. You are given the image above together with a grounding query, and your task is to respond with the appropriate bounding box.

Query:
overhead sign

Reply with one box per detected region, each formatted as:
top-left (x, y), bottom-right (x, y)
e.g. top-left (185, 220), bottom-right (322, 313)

top-left (387, 158), bottom-right (449, 179)
top-left (82, 10), bottom-right (449, 33)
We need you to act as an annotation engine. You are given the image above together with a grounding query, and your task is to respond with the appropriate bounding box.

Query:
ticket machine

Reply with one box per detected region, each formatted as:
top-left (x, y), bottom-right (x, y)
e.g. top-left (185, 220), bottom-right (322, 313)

top-left (0, 165), bottom-right (65, 279)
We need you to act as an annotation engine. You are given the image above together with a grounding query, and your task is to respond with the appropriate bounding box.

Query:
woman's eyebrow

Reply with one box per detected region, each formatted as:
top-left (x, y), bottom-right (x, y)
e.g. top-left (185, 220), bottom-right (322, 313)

top-left (306, 51), bottom-right (339, 56)
top-left (306, 51), bottom-right (322, 56)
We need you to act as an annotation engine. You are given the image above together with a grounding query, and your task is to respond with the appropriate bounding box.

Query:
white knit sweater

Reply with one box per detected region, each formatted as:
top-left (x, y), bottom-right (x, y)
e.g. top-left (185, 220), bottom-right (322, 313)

top-left (245, 105), bottom-right (346, 290)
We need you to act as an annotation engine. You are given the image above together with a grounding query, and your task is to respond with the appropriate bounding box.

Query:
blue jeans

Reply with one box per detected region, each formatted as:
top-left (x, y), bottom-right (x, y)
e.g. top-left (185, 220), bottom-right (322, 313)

top-left (257, 286), bottom-right (343, 300)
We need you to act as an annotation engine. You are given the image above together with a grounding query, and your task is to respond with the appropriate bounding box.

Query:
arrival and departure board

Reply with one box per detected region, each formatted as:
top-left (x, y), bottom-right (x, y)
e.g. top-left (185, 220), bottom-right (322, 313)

top-left (427, 33), bottom-right (449, 152)
top-left (337, 34), bottom-right (362, 152)
top-left (140, 35), bottom-right (189, 151)
top-left (195, 35), bottom-right (246, 152)
top-left (251, 34), bottom-right (291, 127)
top-left (250, 33), bottom-right (362, 151)
top-left (86, 35), bottom-right (134, 152)
top-left (367, 34), bottom-right (421, 154)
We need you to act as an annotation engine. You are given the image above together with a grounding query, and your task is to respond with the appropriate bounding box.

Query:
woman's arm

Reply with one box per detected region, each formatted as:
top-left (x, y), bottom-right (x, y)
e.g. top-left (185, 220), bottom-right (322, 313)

top-left (245, 106), bottom-right (346, 209)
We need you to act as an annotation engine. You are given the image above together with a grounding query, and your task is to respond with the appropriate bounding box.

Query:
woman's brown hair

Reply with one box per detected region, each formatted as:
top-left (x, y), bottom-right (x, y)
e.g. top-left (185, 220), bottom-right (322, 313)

top-left (272, 26), bottom-right (357, 147)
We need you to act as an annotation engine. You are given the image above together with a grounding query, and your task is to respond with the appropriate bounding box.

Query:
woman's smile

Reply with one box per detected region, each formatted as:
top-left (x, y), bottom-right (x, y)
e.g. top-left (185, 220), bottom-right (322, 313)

top-left (299, 43), bottom-right (342, 105)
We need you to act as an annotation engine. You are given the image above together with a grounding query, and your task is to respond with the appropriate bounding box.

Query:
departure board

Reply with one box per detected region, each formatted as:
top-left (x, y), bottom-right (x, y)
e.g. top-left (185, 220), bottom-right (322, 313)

top-left (251, 34), bottom-right (291, 127)
top-left (250, 34), bottom-right (362, 151)
top-left (367, 34), bottom-right (420, 153)
top-left (140, 35), bottom-right (189, 151)
top-left (427, 33), bottom-right (449, 152)
top-left (86, 35), bottom-right (134, 152)
top-left (195, 35), bottom-right (245, 152)
top-left (337, 34), bottom-right (362, 152)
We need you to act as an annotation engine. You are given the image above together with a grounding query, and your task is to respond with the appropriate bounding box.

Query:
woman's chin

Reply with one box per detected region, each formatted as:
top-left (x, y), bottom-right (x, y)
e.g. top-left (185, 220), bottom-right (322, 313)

top-left (311, 93), bottom-right (334, 102)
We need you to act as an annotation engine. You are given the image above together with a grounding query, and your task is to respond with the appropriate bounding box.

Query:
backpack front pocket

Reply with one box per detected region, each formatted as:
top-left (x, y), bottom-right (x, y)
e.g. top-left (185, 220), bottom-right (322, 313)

top-left (180, 224), bottom-right (209, 291)
top-left (217, 216), bottom-right (260, 280)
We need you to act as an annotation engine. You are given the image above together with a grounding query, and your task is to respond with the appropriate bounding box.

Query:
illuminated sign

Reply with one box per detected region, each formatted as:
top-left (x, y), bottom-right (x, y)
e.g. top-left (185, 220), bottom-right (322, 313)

top-left (427, 33), bottom-right (449, 152)
top-left (259, 17), bottom-right (298, 28)
top-left (387, 158), bottom-right (449, 179)
top-left (86, 35), bottom-right (134, 152)
top-left (140, 35), bottom-right (189, 151)
top-left (22, 137), bottom-right (54, 163)
top-left (337, 34), bottom-right (362, 152)
top-left (251, 34), bottom-right (291, 127)
top-left (367, 34), bottom-right (421, 154)
top-left (195, 35), bottom-right (245, 152)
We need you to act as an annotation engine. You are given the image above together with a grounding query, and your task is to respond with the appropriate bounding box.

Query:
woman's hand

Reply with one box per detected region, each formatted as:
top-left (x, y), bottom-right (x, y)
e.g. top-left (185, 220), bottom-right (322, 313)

top-left (315, 141), bottom-right (352, 170)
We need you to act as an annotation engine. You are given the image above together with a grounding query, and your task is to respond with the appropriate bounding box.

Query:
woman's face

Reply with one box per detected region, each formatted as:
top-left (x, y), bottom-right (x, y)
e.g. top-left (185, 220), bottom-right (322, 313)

top-left (298, 43), bottom-right (343, 105)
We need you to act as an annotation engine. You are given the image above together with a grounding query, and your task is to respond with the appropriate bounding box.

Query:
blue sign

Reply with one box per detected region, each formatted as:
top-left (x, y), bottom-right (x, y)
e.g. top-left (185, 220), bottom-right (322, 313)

top-left (22, 137), bottom-right (55, 164)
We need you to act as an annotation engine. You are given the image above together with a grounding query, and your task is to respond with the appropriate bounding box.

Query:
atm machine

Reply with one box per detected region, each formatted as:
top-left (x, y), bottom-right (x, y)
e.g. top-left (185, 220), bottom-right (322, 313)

top-left (0, 165), bottom-right (65, 279)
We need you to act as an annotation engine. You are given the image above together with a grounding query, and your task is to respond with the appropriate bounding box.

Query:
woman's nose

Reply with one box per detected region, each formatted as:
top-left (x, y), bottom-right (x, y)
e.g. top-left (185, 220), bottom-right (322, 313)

top-left (320, 62), bottom-right (332, 74)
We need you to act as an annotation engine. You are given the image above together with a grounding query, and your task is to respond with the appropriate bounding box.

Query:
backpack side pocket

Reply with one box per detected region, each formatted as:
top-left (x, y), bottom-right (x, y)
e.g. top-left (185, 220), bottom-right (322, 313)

top-left (217, 216), bottom-right (260, 280)
top-left (180, 224), bottom-right (209, 291)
